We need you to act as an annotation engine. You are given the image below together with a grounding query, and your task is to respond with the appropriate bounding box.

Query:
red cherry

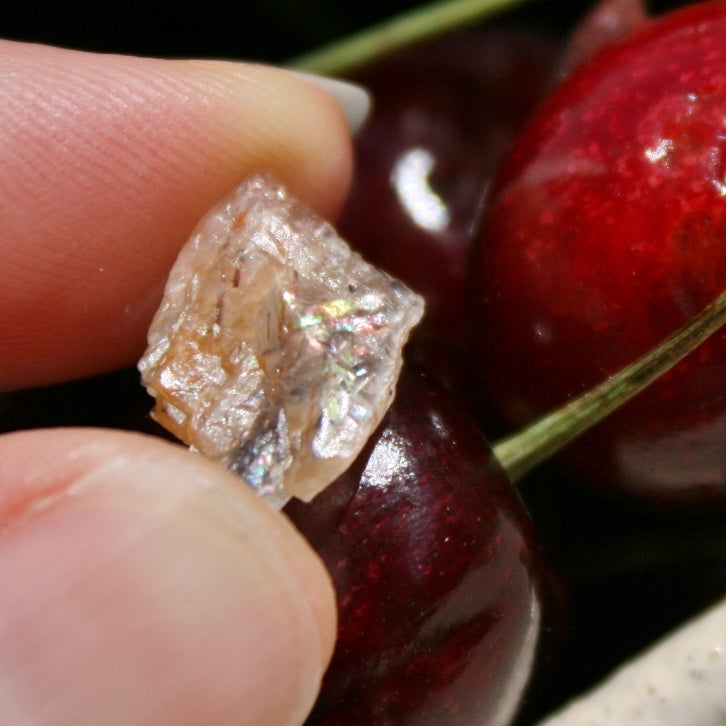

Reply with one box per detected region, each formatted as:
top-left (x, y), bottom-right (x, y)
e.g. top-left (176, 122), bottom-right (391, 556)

top-left (339, 26), bottom-right (559, 341)
top-left (337, 26), bottom-right (559, 401)
top-left (285, 369), bottom-right (542, 725)
top-left (468, 1), bottom-right (726, 502)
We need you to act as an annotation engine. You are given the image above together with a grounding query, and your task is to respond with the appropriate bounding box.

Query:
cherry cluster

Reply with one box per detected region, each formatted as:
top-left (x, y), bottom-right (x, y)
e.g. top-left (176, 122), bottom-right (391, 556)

top-left (285, 2), bottom-right (726, 724)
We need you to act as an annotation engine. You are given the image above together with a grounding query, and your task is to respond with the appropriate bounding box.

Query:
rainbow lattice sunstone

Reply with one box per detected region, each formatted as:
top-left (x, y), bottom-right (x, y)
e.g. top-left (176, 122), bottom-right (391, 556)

top-left (139, 173), bottom-right (424, 507)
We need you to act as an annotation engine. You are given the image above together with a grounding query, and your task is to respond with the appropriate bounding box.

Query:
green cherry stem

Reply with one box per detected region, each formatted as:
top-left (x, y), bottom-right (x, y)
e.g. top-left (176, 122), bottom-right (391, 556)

top-left (287, 0), bottom-right (534, 76)
top-left (493, 288), bottom-right (726, 483)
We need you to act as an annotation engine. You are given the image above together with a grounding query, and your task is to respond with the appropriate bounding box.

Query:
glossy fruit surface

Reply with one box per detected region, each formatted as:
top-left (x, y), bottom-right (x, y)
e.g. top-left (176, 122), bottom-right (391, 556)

top-left (285, 369), bottom-right (542, 725)
top-left (468, 1), bottom-right (726, 502)
top-left (339, 26), bottom-right (559, 341)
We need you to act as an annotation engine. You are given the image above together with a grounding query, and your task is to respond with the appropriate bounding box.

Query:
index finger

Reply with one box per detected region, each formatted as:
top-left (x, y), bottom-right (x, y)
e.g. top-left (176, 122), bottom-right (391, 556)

top-left (0, 40), bottom-right (356, 390)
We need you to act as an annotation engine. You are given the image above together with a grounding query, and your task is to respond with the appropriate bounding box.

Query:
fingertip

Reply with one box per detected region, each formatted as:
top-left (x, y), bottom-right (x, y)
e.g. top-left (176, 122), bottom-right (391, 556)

top-left (168, 58), bottom-right (356, 219)
top-left (284, 69), bottom-right (372, 139)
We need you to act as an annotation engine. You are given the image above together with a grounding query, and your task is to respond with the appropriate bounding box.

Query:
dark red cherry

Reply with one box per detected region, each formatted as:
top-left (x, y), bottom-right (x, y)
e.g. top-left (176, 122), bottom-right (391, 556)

top-left (339, 26), bottom-right (559, 342)
top-left (468, 1), bottom-right (726, 503)
top-left (285, 369), bottom-right (542, 726)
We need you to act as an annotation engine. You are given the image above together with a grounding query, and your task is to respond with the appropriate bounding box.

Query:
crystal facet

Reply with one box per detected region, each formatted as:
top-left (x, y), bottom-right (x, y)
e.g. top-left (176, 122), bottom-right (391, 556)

top-left (138, 173), bottom-right (424, 507)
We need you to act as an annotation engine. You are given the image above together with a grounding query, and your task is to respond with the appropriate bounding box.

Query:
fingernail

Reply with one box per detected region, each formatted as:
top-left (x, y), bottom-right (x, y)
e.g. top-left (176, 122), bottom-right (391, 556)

top-left (287, 70), bottom-right (371, 134)
top-left (0, 453), bottom-right (335, 725)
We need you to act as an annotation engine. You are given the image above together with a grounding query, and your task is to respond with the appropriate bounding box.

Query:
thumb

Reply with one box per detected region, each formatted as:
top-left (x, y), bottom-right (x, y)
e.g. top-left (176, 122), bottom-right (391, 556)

top-left (0, 429), bottom-right (335, 726)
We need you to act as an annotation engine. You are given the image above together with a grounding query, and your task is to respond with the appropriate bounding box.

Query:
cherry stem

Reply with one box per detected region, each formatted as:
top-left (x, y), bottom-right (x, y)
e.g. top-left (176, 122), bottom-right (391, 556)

top-left (493, 289), bottom-right (726, 483)
top-left (287, 0), bottom-right (534, 75)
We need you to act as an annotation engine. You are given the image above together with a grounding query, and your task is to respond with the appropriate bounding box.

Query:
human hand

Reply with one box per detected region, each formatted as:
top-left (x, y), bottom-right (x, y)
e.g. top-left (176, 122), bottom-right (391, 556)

top-left (0, 40), bottom-right (368, 725)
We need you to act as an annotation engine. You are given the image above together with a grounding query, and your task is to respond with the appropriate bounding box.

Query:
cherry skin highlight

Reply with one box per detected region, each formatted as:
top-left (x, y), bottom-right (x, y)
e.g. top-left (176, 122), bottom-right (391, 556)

top-left (285, 370), bottom-right (542, 725)
top-left (468, 1), bottom-right (726, 503)
top-left (338, 27), bottom-right (559, 341)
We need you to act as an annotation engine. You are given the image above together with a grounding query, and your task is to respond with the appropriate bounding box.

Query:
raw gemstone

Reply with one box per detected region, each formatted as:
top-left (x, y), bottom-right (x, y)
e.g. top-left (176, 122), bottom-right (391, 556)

top-left (138, 173), bottom-right (424, 507)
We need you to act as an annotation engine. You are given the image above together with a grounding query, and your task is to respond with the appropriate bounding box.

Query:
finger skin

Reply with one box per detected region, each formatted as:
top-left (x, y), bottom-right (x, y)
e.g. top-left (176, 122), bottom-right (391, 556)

top-left (0, 40), bottom-right (353, 390)
top-left (0, 428), bottom-right (336, 725)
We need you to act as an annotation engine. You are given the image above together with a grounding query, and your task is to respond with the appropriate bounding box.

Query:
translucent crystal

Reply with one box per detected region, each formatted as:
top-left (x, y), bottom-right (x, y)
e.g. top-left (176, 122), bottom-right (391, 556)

top-left (138, 173), bottom-right (424, 507)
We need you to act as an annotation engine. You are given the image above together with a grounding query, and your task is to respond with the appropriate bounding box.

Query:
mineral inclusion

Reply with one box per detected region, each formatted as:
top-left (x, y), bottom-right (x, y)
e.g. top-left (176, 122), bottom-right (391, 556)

top-left (138, 173), bottom-right (424, 508)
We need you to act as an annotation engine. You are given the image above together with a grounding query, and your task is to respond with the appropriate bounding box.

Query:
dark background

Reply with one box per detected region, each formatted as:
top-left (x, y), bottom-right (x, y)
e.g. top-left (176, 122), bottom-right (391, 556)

top-left (1, 0), bottom-right (600, 61)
